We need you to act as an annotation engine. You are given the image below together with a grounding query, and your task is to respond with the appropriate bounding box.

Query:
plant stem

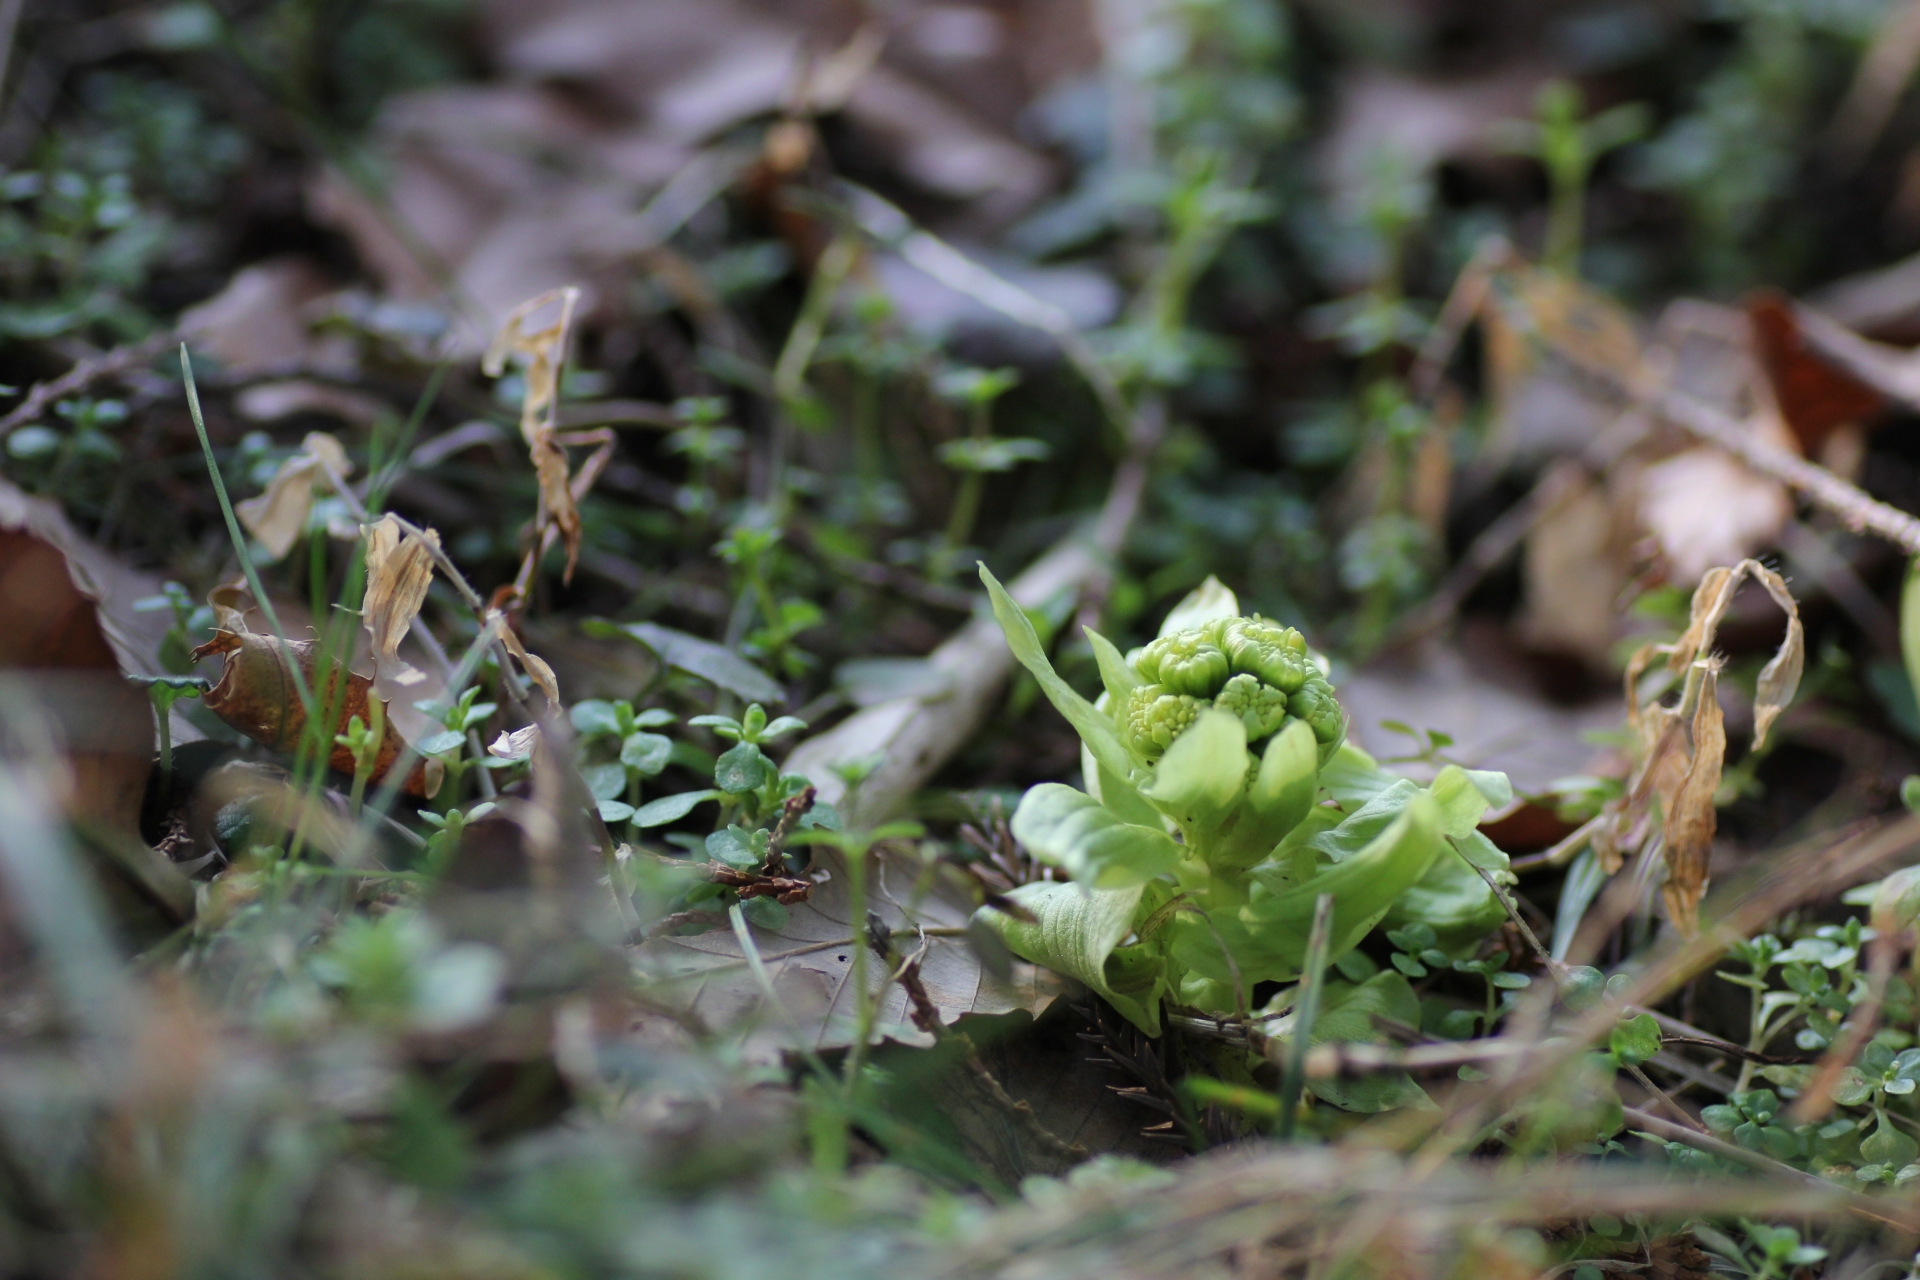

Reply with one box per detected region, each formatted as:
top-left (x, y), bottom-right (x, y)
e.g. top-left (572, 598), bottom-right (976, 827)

top-left (1277, 893), bottom-right (1336, 1141)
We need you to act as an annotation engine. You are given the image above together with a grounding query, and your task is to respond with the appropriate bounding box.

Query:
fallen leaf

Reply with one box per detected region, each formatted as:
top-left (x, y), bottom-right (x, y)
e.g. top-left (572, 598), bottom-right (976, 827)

top-left (1638, 449), bottom-right (1790, 587)
top-left (0, 479), bottom-right (161, 836)
top-left (489, 725), bottom-right (539, 760)
top-left (178, 256), bottom-right (353, 378)
top-left (361, 514), bottom-right (439, 687)
top-left (190, 585), bottom-right (433, 796)
top-left (1747, 290), bottom-right (1886, 457)
top-left (235, 433), bottom-right (352, 561)
top-left (1662, 663), bottom-right (1726, 937)
top-left (1516, 468), bottom-right (1628, 667)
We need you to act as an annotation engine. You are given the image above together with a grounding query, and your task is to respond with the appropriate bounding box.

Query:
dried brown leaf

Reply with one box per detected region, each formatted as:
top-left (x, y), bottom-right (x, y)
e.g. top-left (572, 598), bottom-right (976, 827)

top-left (484, 288), bottom-right (585, 581)
top-left (1666, 565), bottom-right (1737, 673)
top-left (1747, 562), bottom-right (1806, 751)
top-left (361, 514), bottom-right (439, 687)
top-left (235, 433), bottom-right (351, 561)
top-left (1638, 449), bottom-right (1791, 587)
top-left (190, 586), bottom-right (432, 796)
top-left (1662, 663), bottom-right (1726, 937)
top-left (494, 611), bottom-right (561, 707)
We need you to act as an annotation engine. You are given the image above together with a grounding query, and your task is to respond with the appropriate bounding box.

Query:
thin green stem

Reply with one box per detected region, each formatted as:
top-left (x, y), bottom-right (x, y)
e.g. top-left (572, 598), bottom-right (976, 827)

top-left (1277, 893), bottom-right (1336, 1140)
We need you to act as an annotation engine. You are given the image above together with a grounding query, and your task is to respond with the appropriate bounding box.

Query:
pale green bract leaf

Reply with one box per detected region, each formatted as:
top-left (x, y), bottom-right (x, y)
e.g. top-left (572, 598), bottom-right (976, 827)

top-left (1082, 738), bottom-right (1162, 828)
top-left (974, 880), bottom-right (1163, 1034)
top-left (1236, 792), bottom-right (1446, 968)
top-left (981, 564), bottom-right (1134, 783)
top-left (1084, 626), bottom-right (1142, 708)
top-left (1157, 575), bottom-right (1239, 639)
top-left (1904, 557), bottom-right (1920, 733)
top-left (1427, 765), bottom-right (1510, 839)
top-left (1141, 708), bottom-right (1247, 830)
top-left (1308, 778), bottom-right (1422, 862)
top-left (1250, 718), bottom-right (1318, 831)
top-left (1318, 743), bottom-right (1398, 809)
top-left (1874, 864), bottom-right (1920, 935)
top-left (1010, 783), bottom-right (1182, 888)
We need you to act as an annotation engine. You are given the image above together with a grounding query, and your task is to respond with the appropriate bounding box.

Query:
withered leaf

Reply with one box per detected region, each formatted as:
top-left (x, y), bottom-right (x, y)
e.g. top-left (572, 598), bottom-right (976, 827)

top-left (1662, 663), bottom-right (1726, 937)
top-left (361, 514), bottom-right (438, 686)
top-left (483, 287), bottom-right (585, 582)
top-left (1747, 562), bottom-right (1804, 751)
top-left (190, 586), bottom-right (432, 796)
top-left (495, 612), bottom-right (561, 707)
top-left (235, 433), bottom-right (350, 561)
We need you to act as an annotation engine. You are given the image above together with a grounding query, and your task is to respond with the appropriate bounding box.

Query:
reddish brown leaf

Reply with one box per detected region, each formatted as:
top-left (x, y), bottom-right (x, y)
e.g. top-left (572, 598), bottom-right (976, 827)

top-left (1747, 290), bottom-right (1886, 456)
top-left (191, 587), bottom-right (432, 796)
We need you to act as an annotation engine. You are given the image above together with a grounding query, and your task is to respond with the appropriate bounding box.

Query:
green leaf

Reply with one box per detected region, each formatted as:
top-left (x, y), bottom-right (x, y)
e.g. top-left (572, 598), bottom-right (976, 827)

top-left (706, 827), bottom-right (759, 869)
top-left (620, 732), bottom-right (674, 776)
top-left (1428, 765), bottom-right (1508, 839)
top-left (417, 729), bottom-right (466, 756)
top-left (1864, 1113), bottom-right (1919, 1169)
top-left (596, 799), bottom-right (635, 824)
top-left (980, 564), bottom-right (1135, 782)
top-left (974, 880), bottom-right (1163, 1034)
top-left (1141, 708), bottom-right (1247, 831)
top-left (607, 621), bottom-right (783, 704)
top-left (570, 700), bottom-right (622, 737)
top-left (1384, 839), bottom-right (1505, 950)
top-left (715, 742), bottom-right (771, 793)
top-left (1610, 1013), bottom-right (1661, 1067)
top-left (582, 762), bottom-right (627, 801)
top-left (632, 789), bottom-right (721, 827)
top-left (1304, 972), bottom-right (1435, 1112)
top-left (1157, 575), bottom-right (1239, 639)
top-left (1010, 783), bottom-right (1182, 889)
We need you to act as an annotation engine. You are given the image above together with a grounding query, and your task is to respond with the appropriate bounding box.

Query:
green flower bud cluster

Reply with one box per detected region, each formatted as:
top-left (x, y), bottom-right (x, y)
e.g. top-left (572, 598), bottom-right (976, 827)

top-left (1120, 616), bottom-right (1341, 762)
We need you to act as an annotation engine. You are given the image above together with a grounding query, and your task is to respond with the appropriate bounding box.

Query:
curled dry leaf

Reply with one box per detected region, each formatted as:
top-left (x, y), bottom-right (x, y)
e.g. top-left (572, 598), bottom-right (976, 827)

top-left (483, 287), bottom-right (584, 582)
top-left (1663, 559), bottom-right (1803, 751)
top-left (190, 585), bottom-right (433, 796)
top-left (494, 612), bottom-right (560, 707)
top-left (362, 514), bottom-right (439, 686)
top-left (489, 725), bottom-right (539, 760)
top-left (235, 433), bottom-right (351, 561)
top-left (1662, 662), bottom-right (1727, 937)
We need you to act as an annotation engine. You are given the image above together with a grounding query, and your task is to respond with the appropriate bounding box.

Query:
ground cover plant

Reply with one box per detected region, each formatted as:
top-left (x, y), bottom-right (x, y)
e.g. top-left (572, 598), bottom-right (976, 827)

top-left (23, 1), bottom-right (1920, 1277)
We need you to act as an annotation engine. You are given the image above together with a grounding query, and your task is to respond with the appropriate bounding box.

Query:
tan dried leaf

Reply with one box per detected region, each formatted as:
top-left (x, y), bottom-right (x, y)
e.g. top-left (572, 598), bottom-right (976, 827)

top-left (235, 433), bottom-right (351, 560)
top-left (1665, 565), bottom-right (1738, 674)
top-left (1661, 663), bottom-right (1726, 937)
top-left (483, 287), bottom-right (585, 581)
top-left (1746, 562), bottom-right (1805, 751)
top-left (493, 611), bottom-right (561, 707)
top-left (362, 514), bottom-right (439, 687)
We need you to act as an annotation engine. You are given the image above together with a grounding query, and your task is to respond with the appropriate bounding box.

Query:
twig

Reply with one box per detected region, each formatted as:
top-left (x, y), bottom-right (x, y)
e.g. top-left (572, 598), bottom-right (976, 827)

top-left (1511, 817), bottom-right (1602, 872)
top-left (0, 330), bottom-right (174, 441)
top-left (1652, 384), bottom-right (1920, 555)
top-left (1304, 1037), bottom-right (1537, 1077)
top-left (1621, 1106), bottom-right (1911, 1229)
top-left (761, 785), bottom-right (816, 877)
